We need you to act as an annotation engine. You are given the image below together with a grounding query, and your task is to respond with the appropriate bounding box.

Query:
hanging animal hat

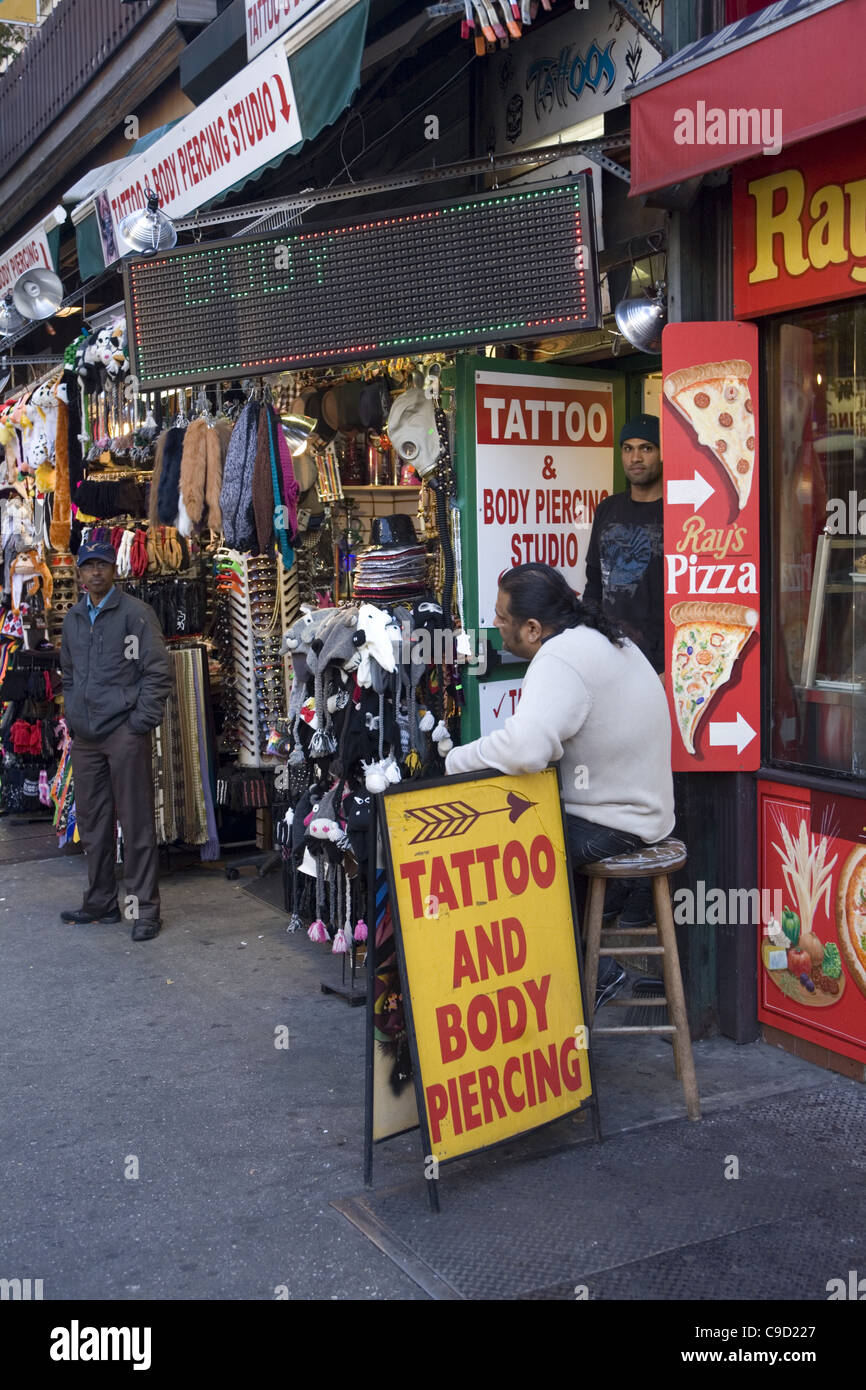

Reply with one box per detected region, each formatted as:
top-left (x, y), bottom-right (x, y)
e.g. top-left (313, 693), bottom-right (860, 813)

top-left (392, 603), bottom-right (427, 772)
top-left (353, 602), bottom-right (400, 687)
top-left (306, 785), bottom-right (350, 852)
top-left (281, 604), bottom-right (334, 673)
top-left (282, 606), bottom-right (337, 765)
top-left (75, 328), bottom-right (102, 393)
top-left (10, 549), bottom-right (53, 614)
top-left (362, 651), bottom-right (403, 793)
top-left (305, 608), bottom-right (361, 760)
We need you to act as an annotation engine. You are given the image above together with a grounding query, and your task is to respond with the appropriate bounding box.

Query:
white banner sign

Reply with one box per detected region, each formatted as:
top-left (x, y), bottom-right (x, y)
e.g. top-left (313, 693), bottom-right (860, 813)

top-left (474, 369), bottom-right (614, 628)
top-left (477, 679), bottom-right (525, 737)
top-left (0, 225), bottom-right (52, 298)
top-left (246, 0), bottom-right (332, 59)
top-left (106, 43), bottom-right (302, 243)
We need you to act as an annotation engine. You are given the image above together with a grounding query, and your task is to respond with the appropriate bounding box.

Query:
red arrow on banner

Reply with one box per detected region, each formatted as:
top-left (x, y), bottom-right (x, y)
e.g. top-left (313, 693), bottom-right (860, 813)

top-left (272, 74), bottom-right (293, 125)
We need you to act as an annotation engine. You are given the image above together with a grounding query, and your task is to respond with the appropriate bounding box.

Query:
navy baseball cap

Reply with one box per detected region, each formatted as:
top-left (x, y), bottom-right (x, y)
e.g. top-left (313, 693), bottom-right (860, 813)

top-left (619, 414), bottom-right (660, 448)
top-left (77, 541), bottom-right (117, 566)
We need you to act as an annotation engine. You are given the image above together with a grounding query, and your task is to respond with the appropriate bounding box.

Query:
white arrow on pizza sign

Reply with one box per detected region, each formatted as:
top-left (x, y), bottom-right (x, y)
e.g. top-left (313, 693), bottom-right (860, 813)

top-left (709, 712), bottom-right (757, 754)
top-left (666, 472), bottom-right (715, 512)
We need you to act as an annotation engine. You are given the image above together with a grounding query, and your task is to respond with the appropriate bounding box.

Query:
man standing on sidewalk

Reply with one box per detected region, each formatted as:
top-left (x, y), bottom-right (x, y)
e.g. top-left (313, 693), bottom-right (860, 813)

top-left (584, 414), bottom-right (665, 929)
top-left (60, 541), bottom-right (172, 941)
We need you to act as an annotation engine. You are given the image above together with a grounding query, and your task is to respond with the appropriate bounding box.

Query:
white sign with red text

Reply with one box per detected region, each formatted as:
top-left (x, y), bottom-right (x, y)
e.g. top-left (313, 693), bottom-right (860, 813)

top-left (246, 0), bottom-right (332, 59)
top-left (474, 370), bottom-right (614, 628)
top-left (0, 224), bottom-right (52, 299)
top-left (105, 43), bottom-right (302, 243)
top-left (477, 679), bottom-right (525, 737)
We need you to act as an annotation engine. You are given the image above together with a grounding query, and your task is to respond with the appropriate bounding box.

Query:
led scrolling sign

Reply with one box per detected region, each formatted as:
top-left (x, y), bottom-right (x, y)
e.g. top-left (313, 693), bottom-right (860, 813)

top-left (123, 180), bottom-right (600, 389)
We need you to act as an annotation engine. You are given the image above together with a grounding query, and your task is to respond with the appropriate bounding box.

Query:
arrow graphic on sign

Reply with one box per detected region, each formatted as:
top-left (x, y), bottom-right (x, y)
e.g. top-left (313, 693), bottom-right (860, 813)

top-left (405, 791), bottom-right (536, 845)
top-left (709, 712), bottom-right (757, 754)
top-left (667, 471), bottom-right (715, 512)
top-left (272, 74), bottom-right (293, 124)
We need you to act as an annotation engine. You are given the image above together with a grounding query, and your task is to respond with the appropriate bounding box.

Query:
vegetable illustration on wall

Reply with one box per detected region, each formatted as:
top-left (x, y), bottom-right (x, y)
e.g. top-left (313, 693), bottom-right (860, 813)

top-left (762, 808), bottom-right (845, 1008)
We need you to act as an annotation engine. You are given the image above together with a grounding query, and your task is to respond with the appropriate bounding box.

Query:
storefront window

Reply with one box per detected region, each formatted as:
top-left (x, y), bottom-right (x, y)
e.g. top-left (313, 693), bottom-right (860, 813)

top-left (767, 303), bottom-right (866, 778)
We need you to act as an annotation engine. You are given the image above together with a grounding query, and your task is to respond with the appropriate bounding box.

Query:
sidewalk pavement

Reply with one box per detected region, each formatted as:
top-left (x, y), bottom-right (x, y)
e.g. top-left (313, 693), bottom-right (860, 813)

top-left (1, 852), bottom-right (863, 1301)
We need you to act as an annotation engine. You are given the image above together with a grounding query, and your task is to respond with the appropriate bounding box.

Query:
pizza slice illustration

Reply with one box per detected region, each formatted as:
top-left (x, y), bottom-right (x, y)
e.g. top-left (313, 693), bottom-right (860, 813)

top-left (664, 359), bottom-right (755, 509)
top-left (669, 601), bottom-right (758, 754)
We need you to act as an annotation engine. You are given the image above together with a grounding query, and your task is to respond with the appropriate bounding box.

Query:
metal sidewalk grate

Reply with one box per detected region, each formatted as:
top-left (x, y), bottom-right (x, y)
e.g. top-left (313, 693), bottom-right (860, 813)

top-left (334, 1086), bottom-right (866, 1300)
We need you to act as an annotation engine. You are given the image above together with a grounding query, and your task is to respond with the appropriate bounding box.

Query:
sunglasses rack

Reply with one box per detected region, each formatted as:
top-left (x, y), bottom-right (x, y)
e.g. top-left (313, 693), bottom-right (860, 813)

top-left (46, 553), bottom-right (79, 648)
top-left (217, 550), bottom-right (297, 768)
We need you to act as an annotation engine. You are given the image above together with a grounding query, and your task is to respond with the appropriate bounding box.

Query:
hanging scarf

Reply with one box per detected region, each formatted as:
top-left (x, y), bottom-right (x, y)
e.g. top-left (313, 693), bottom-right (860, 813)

top-left (252, 403), bottom-right (274, 554)
top-left (157, 425), bottom-right (186, 524)
top-left (266, 405), bottom-right (294, 569)
top-left (219, 399), bottom-right (258, 550)
top-left (273, 408), bottom-right (299, 543)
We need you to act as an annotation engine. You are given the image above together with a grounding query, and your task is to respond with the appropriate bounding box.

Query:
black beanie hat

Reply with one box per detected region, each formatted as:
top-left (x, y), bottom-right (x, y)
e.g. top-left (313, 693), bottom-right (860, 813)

top-left (619, 414), bottom-right (659, 448)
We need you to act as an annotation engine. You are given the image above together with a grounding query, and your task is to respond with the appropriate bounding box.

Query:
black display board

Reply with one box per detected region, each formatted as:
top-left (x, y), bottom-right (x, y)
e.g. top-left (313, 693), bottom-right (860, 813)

top-left (124, 179), bottom-right (600, 388)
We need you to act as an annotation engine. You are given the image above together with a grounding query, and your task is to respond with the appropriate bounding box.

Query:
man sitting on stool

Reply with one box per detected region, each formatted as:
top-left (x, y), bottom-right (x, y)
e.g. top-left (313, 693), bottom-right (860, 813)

top-left (444, 562), bottom-right (675, 1010)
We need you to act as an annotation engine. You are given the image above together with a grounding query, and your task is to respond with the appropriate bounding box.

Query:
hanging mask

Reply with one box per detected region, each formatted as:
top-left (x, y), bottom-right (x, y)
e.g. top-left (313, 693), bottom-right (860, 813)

top-left (386, 387), bottom-right (443, 480)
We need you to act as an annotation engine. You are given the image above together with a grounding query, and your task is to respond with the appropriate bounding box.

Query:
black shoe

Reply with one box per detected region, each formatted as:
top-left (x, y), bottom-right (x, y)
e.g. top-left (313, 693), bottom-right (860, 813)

top-left (60, 908), bottom-right (121, 925)
top-left (595, 966), bottom-right (626, 1013)
top-left (132, 919), bottom-right (162, 942)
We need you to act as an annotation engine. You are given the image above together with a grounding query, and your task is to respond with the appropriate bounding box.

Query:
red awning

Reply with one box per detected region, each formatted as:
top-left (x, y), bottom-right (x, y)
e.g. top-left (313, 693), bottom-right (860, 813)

top-left (629, 0), bottom-right (865, 197)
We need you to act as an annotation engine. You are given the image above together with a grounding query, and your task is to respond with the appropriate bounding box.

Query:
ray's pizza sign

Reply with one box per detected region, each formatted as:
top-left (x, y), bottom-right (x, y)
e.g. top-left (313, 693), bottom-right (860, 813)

top-left (733, 118), bottom-right (866, 317)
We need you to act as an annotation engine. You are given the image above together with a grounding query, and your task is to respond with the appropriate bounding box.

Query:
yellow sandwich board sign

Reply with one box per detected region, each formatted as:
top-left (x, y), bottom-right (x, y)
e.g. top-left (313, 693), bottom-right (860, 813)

top-left (379, 767), bottom-right (597, 1183)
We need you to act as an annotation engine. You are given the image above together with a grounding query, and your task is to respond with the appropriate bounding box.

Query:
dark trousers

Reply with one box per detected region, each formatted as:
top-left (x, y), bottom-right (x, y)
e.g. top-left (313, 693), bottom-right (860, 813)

top-left (71, 722), bottom-right (160, 925)
top-left (566, 813), bottom-right (647, 987)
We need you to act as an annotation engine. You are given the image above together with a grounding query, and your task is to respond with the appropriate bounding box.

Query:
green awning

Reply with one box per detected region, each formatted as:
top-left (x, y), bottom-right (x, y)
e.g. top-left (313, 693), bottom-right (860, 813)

top-left (210, 0), bottom-right (369, 207)
top-left (75, 212), bottom-right (105, 282)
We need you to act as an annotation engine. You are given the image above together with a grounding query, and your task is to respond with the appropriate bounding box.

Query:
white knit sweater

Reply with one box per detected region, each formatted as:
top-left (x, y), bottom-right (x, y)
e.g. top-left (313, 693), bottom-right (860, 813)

top-left (446, 627), bottom-right (675, 843)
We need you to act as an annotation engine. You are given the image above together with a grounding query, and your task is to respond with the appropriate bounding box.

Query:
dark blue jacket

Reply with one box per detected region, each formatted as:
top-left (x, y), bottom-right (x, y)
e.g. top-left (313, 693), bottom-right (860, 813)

top-left (60, 588), bottom-right (172, 741)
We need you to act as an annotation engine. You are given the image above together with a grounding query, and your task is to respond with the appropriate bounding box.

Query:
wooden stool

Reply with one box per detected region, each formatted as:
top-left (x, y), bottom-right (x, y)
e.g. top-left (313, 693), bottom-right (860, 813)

top-left (582, 838), bottom-right (700, 1121)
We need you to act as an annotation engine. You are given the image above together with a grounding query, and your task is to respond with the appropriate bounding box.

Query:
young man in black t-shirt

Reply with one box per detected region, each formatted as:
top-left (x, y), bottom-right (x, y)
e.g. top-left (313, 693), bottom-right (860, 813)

top-left (583, 414), bottom-right (665, 929)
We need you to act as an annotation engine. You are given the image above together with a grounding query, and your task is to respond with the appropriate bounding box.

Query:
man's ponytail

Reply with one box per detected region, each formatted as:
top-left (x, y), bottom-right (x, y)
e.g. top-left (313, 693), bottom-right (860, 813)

top-left (499, 563), bottom-right (624, 647)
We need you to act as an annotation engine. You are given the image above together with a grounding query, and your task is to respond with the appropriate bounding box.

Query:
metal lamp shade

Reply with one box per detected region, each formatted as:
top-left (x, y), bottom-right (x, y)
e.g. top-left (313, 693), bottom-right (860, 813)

top-left (0, 294), bottom-right (25, 336)
top-left (281, 413), bottom-right (316, 456)
top-left (12, 268), bottom-right (63, 320)
top-left (118, 198), bottom-right (178, 256)
top-left (614, 291), bottom-right (667, 354)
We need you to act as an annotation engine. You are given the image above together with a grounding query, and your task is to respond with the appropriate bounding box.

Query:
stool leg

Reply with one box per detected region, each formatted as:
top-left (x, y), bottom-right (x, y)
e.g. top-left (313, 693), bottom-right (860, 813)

top-left (584, 876), bottom-right (607, 1005)
top-left (652, 873), bottom-right (701, 1121)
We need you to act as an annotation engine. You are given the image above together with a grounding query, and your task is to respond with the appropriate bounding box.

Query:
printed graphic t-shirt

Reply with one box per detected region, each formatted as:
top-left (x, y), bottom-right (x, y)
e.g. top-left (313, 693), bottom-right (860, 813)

top-left (583, 491), bottom-right (665, 672)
